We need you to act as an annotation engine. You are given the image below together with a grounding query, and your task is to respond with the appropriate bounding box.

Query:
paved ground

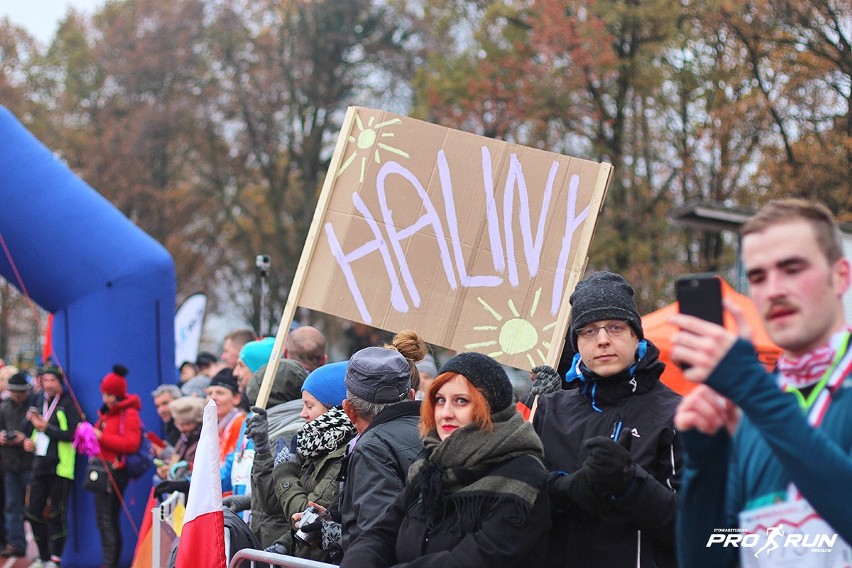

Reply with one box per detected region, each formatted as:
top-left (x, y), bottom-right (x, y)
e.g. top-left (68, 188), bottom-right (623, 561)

top-left (1, 523), bottom-right (39, 568)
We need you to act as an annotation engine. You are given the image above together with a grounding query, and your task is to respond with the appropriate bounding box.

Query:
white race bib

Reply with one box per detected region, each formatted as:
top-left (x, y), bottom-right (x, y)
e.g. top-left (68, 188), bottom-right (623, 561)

top-left (231, 449), bottom-right (255, 489)
top-left (34, 432), bottom-right (50, 457)
top-left (739, 499), bottom-right (851, 568)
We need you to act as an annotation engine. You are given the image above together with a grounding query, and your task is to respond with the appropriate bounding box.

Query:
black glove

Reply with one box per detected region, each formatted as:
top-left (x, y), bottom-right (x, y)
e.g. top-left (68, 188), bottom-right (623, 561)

top-left (222, 494), bottom-right (252, 512)
top-left (585, 430), bottom-right (635, 496)
top-left (299, 517), bottom-right (323, 534)
top-left (548, 467), bottom-right (611, 516)
top-left (246, 406), bottom-right (270, 453)
top-left (154, 479), bottom-right (190, 499)
top-left (531, 365), bottom-right (562, 396)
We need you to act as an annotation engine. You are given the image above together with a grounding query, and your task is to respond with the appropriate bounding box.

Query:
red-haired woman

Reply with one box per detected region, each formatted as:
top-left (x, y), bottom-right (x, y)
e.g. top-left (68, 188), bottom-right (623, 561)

top-left (341, 352), bottom-right (551, 567)
top-left (91, 365), bottom-right (142, 568)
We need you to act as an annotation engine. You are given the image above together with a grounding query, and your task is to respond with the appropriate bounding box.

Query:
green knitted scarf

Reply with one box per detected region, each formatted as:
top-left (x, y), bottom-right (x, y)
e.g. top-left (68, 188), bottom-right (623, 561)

top-left (409, 407), bottom-right (545, 533)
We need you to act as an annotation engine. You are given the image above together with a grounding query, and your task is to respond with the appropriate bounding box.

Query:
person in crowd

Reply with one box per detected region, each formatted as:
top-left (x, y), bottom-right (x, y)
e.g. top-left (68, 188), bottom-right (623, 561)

top-left (341, 352), bottom-right (551, 566)
top-left (533, 271), bottom-right (682, 567)
top-left (414, 354), bottom-right (438, 400)
top-left (0, 365), bottom-right (21, 551)
top-left (248, 360), bottom-right (354, 560)
top-left (89, 365), bottom-right (142, 568)
top-left (284, 326), bottom-right (328, 373)
top-left (154, 396), bottom-right (205, 484)
top-left (151, 384), bottom-right (181, 453)
top-left (246, 363), bottom-right (308, 448)
top-left (195, 351), bottom-right (220, 377)
top-left (234, 337), bottom-right (275, 412)
top-left (0, 365), bottom-right (20, 400)
top-left (24, 366), bottom-right (82, 568)
top-left (296, 335), bottom-right (427, 560)
top-left (31, 367), bottom-right (45, 396)
top-left (0, 366), bottom-right (17, 551)
top-left (180, 351), bottom-right (220, 398)
top-left (222, 328), bottom-right (258, 369)
top-left (516, 365), bottom-right (563, 421)
top-left (0, 372), bottom-right (33, 558)
top-left (334, 346), bottom-right (422, 555)
top-left (204, 369), bottom-right (246, 464)
top-left (177, 361), bottom-right (197, 384)
top-left (223, 359), bottom-right (307, 546)
top-left (384, 330), bottom-right (427, 398)
top-left (672, 199), bottom-right (852, 567)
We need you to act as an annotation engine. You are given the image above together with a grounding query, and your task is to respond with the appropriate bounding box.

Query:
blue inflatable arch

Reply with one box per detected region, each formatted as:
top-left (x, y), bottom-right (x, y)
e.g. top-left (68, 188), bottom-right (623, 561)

top-left (0, 106), bottom-right (175, 568)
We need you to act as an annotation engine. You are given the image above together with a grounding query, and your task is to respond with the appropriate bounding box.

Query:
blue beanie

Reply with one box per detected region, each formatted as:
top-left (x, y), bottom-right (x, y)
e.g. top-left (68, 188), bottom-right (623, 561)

top-left (240, 337), bottom-right (276, 373)
top-left (301, 361), bottom-right (348, 407)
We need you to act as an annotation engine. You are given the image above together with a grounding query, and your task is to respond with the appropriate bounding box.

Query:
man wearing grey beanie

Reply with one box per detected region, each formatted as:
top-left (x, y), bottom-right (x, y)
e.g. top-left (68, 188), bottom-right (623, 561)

top-left (533, 271), bottom-right (683, 567)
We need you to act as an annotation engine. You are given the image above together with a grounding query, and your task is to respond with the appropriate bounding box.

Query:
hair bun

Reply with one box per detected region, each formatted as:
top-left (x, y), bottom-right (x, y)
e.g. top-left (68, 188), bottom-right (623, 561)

top-left (112, 364), bottom-right (129, 377)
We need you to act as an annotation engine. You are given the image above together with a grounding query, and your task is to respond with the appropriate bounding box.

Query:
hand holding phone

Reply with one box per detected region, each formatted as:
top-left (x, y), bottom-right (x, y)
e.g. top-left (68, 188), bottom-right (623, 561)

top-left (674, 274), bottom-right (724, 371)
top-left (675, 274), bottom-right (723, 325)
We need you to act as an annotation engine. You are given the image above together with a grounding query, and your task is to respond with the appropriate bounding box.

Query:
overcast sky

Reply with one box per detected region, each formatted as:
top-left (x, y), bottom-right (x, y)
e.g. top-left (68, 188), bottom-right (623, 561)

top-left (0, 0), bottom-right (104, 44)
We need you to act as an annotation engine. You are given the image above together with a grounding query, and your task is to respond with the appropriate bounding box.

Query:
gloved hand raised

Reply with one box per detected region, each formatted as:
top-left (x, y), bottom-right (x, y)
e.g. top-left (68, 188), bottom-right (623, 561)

top-left (530, 365), bottom-right (562, 395)
top-left (548, 467), bottom-right (611, 516)
top-left (222, 494), bottom-right (252, 512)
top-left (245, 406), bottom-right (270, 453)
top-left (585, 430), bottom-right (635, 496)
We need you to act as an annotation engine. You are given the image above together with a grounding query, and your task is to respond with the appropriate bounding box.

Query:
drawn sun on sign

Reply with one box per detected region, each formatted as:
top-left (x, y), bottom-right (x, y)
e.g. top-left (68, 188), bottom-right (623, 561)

top-left (465, 287), bottom-right (557, 368)
top-left (337, 114), bottom-right (410, 183)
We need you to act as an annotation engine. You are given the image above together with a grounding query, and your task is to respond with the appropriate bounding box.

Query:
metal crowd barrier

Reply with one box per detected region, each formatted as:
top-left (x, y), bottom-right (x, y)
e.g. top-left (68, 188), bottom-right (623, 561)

top-left (151, 491), bottom-right (185, 568)
top-left (228, 548), bottom-right (337, 568)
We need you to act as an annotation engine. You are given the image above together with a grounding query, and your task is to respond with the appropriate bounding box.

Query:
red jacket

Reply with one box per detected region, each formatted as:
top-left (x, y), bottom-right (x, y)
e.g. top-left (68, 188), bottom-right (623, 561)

top-left (96, 394), bottom-right (143, 469)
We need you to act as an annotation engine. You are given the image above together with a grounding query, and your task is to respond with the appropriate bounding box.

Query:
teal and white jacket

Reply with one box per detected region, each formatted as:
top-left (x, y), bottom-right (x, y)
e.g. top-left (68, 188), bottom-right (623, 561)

top-left (677, 337), bottom-right (852, 567)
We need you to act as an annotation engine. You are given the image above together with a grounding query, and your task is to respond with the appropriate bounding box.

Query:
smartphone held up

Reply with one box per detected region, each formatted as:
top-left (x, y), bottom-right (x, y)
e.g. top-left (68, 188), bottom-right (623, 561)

top-left (674, 274), bottom-right (724, 371)
top-left (675, 274), bottom-right (723, 326)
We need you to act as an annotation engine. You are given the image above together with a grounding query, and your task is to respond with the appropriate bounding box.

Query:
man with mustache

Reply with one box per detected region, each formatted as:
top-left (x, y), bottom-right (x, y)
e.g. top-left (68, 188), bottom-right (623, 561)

top-left (671, 199), bottom-right (852, 567)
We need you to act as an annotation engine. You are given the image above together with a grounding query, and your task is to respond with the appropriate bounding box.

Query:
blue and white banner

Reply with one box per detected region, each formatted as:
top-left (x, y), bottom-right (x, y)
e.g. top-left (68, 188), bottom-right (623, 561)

top-left (174, 293), bottom-right (207, 367)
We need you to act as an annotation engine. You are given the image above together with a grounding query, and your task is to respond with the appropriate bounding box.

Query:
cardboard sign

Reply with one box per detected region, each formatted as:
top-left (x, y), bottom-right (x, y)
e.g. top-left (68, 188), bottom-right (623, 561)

top-left (256, 106), bottom-right (610, 407)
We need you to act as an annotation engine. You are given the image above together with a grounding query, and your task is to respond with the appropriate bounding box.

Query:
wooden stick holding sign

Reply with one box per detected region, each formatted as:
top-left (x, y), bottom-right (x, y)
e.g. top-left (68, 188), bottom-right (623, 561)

top-left (253, 107), bottom-right (359, 410)
top-left (257, 106), bottom-right (612, 408)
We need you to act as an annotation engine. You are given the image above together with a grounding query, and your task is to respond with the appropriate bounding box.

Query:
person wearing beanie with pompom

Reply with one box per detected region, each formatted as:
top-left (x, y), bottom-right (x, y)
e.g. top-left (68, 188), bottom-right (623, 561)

top-left (533, 271), bottom-right (682, 567)
top-left (88, 364), bottom-right (142, 568)
top-left (341, 352), bottom-right (551, 567)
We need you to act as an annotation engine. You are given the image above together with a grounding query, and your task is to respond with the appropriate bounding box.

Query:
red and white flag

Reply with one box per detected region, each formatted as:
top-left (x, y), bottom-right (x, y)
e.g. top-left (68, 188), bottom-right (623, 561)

top-left (176, 400), bottom-right (226, 568)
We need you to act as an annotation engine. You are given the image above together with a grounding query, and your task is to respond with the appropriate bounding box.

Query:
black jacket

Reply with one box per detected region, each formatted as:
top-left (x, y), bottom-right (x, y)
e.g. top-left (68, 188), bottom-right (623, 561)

top-left (342, 453), bottom-right (551, 567)
top-left (0, 394), bottom-right (34, 473)
top-left (30, 390), bottom-right (82, 477)
top-left (533, 340), bottom-right (682, 567)
top-left (340, 400), bottom-right (423, 552)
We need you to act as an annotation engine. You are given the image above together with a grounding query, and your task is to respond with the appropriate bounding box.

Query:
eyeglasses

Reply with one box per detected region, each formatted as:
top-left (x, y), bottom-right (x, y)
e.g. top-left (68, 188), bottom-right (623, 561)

top-left (576, 322), bottom-right (630, 340)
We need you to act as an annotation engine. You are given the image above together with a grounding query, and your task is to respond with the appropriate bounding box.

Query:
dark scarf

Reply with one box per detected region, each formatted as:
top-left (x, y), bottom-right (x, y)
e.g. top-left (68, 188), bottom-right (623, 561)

top-left (565, 339), bottom-right (666, 411)
top-left (296, 406), bottom-right (356, 460)
top-left (408, 407), bottom-right (544, 534)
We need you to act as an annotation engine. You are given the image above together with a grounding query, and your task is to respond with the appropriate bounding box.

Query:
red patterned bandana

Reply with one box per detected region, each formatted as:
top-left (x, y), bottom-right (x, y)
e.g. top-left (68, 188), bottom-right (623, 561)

top-left (777, 344), bottom-right (835, 390)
